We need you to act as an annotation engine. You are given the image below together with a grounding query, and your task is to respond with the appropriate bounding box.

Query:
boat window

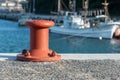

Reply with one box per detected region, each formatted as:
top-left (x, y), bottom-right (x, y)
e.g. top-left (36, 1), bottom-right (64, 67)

top-left (98, 18), bottom-right (105, 22)
top-left (68, 13), bottom-right (74, 16)
top-left (92, 18), bottom-right (105, 23)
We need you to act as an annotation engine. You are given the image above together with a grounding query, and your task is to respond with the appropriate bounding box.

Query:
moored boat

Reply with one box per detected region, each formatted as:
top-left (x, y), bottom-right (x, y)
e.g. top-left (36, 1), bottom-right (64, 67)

top-left (50, 0), bottom-right (120, 39)
top-left (50, 12), bottom-right (119, 39)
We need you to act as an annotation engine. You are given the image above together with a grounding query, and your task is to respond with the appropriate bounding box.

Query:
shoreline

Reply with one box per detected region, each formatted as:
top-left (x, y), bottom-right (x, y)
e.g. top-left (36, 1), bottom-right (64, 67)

top-left (0, 12), bottom-right (120, 22)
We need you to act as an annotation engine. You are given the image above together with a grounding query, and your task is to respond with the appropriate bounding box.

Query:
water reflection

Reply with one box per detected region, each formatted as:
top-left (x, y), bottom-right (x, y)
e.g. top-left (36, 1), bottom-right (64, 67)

top-left (111, 39), bottom-right (120, 53)
top-left (111, 39), bottom-right (120, 44)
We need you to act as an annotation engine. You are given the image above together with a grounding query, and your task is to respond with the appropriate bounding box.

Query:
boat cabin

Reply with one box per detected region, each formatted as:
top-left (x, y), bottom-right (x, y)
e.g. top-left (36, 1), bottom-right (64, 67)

top-left (63, 11), bottom-right (90, 29)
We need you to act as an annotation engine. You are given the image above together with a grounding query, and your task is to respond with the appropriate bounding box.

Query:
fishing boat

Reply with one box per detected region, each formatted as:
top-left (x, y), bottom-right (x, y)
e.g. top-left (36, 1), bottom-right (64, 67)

top-left (50, 0), bottom-right (120, 39)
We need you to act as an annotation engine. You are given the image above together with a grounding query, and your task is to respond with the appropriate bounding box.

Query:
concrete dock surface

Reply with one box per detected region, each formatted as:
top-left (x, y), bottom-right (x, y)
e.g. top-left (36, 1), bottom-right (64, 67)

top-left (0, 53), bottom-right (120, 80)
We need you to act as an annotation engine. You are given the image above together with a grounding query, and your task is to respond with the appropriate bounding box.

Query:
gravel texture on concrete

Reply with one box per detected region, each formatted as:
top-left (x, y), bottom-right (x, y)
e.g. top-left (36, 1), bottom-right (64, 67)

top-left (0, 60), bottom-right (120, 80)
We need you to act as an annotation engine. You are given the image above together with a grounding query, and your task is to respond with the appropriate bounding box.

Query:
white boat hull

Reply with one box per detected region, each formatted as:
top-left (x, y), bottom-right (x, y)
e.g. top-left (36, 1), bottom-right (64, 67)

top-left (50, 24), bottom-right (118, 39)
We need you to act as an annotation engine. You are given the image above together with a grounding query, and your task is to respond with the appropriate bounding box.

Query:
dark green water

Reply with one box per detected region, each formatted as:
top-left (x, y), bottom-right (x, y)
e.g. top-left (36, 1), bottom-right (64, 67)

top-left (0, 19), bottom-right (120, 53)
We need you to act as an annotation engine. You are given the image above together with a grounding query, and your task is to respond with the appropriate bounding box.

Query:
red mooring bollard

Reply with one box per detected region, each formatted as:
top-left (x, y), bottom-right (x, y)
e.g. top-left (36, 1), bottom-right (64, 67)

top-left (17, 20), bottom-right (61, 62)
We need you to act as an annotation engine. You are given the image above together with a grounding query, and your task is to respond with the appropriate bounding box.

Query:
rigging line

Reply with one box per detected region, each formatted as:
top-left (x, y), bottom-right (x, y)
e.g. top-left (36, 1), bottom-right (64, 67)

top-left (61, 0), bottom-right (70, 11)
top-left (68, 37), bottom-right (87, 45)
top-left (50, 35), bottom-right (75, 41)
top-left (50, 33), bottom-right (87, 42)
top-left (50, 35), bottom-right (87, 46)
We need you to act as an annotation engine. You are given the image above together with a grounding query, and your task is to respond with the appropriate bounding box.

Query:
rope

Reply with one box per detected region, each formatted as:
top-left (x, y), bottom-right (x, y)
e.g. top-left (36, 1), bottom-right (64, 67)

top-left (61, 0), bottom-right (70, 11)
top-left (50, 34), bottom-right (87, 43)
top-left (50, 35), bottom-right (75, 41)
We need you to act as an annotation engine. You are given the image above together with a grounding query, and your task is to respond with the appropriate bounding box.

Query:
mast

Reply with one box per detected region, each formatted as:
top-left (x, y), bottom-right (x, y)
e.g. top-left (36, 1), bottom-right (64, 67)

top-left (73, 0), bottom-right (76, 12)
top-left (58, 0), bottom-right (61, 15)
top-left (69, 0), bottom-right (76, 12)
top-left (102, 0), bottom-right (109, 17)
top-left (29, 0), bottom-right (32, 13)
top-left (102, 0), bottom-right (110, 22)
top-left (82, 0), bottom-right (89, 25)
top-left (33, 0), bottom-right (35, 13)
top-left (83, 0), bottom-right (89, 17)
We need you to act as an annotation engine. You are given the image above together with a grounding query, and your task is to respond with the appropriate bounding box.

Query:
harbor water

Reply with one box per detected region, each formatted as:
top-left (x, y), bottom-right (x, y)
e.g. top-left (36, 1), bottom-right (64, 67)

top-left (0, 19), bottom-right (120, 53)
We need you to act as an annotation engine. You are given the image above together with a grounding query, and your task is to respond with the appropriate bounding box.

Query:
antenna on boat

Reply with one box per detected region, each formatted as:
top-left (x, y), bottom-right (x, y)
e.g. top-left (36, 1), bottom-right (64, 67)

top-left (102, 0), bottom-right (110, 22)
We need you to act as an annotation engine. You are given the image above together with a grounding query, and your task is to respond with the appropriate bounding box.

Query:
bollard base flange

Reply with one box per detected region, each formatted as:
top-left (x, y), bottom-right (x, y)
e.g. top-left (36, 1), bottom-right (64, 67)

top-left (17, 54), bottom-right (61, 62)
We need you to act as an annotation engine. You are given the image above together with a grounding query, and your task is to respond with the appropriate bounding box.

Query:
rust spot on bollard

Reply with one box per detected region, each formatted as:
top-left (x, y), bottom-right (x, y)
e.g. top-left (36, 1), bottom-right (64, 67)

top-left (17, 20), bottom-right (61, 62)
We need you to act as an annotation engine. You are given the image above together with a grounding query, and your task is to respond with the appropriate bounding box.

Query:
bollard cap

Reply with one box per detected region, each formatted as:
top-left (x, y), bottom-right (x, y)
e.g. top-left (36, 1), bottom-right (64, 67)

top-left (26, 20), bottom-right (55, 28)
